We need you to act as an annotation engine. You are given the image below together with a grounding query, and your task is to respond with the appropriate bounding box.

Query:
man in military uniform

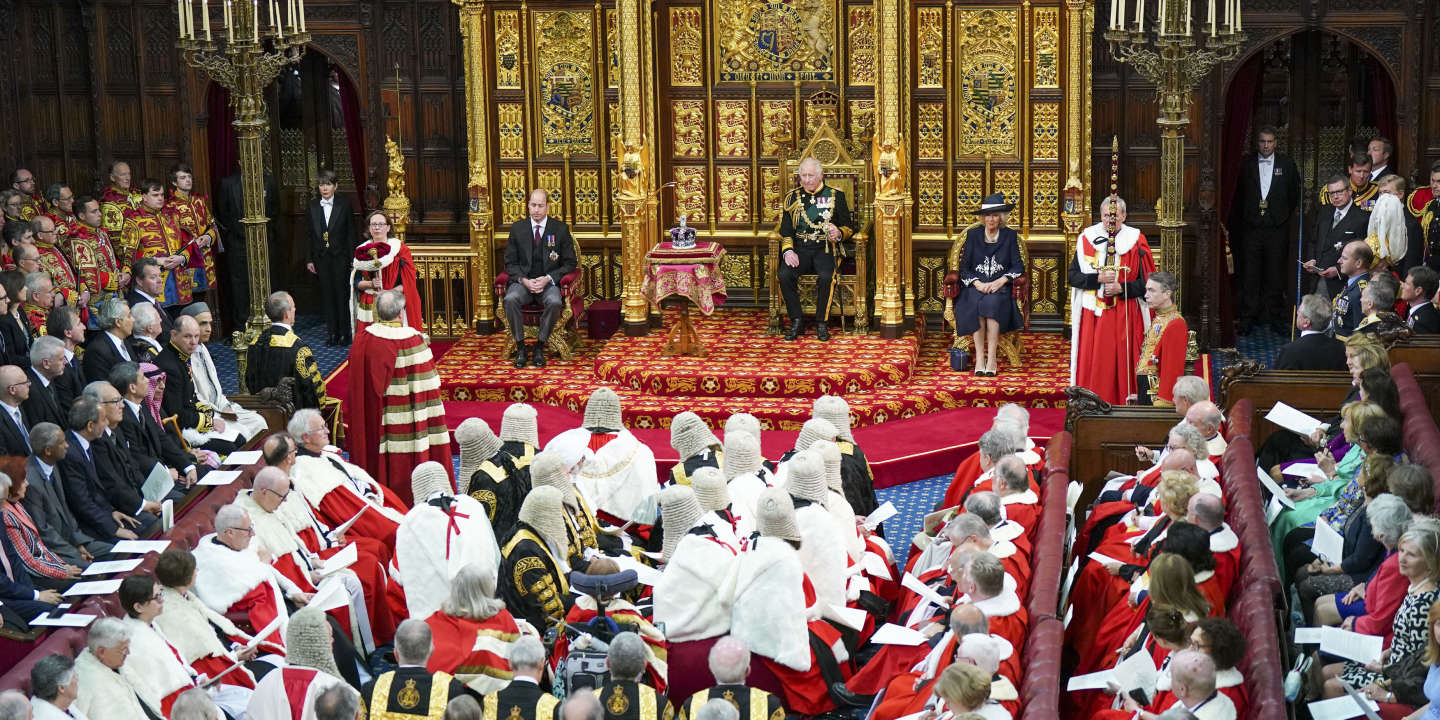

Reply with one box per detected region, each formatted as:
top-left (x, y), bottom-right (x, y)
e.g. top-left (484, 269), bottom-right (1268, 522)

top-left (593, 633), bottom-right (674, 720)
top-left (1407, 160), bottom-right (1440, 269)
top-left (67, 196), bottom-right (125, 310)
top-left (1338, 152), bottom-right (1381, 213)
top-left (165, 163), bottom-right (219, 302)
top-left (123, 179), bottom-right (197, 307)
top-left (100, 161), bottom-right (139, 236)
top-left (32, 215), bottom-right (85, 312)
top-left (362, 619), bottom-right (474, 720)
top-left (1332, 240), bottom-right (1372, 340)
top-left (482, 635), bottom-right (561, 720)
top-left (456, 416), bottom-right (526, 542)
top-left (776, 157), bottom-right (856, 342)
top-left (678, 636), bottom-right (786, 720)
top-left (9, 169), bottom-right (40, 221)
top-left (246, 290), bottom-right (329, 408)
top-left (154, 315), bottom-right (243, 453)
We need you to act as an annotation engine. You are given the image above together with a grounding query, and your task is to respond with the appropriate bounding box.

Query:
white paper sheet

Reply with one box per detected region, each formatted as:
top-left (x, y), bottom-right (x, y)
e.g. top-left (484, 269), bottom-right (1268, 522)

top-left (1256, 465), bottom-right (1296, 508)
top-left (1112, 648), bottom-right (1158, 693)
top-left (862, 552), bottom-right (893, 580)
top-left (1266, 402), bottom-right (1328, 437)
top-left (1065, 670), bottom-right (1114, 692)
top-left (1307, 695), bottom-right (1379, 720)
top-left (223, 450), bottom-right (263, 466)
top-left (1282, 462), bottom-right (1322, 479)
top-left (319, 543), bottom-right (358, 577)
top-left (827, 604), bottom-right (868, 631)
top-left (308, 576), bottom-right (350, 612)
top-left (162, 499), bottom-right (174, 532)
top-left (1088, 552), bottom-right (1126, 567)
top-left (608, 554), bottom-right (663, 587)
top-left (29, 612), bottom-right (97, 628)
top-left (1266, 495), bottom-right (1285, 525)
top-left (81, 558), bottom-right (144, 576)
top-left (141, 462), bottom-right (175, 503)
top-left (62, 579), bottom-right (123, 597)
top-left (1294, 627), bottom-right (1323, 644)
top-left (901, 573), bottom-right (951, 612)
top-left (327, 505), bottom-right (369, 541)
top-left (198, 469), bottom-right (243, 486)
top-left (245, 616), bottom-right (285, 648)
top-left (1313, 517), bottom-right (1345, 566)
top-left (870, 623), bottom-right (928, 646)
top-left (1319, 626), bottom-right (1384, 665)
top-left (110, 539), bottom-right (172, 555)
top-left (864, 502), bottom-right (897, 530)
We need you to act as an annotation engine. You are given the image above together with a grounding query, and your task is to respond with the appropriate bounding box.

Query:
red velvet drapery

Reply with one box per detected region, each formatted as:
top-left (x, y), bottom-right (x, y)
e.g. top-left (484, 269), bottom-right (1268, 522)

top-left (1216, 55), bottom-right (1263, 344)
top-left (206, 84), bottom-right (239, 198)
top-left (336, 72), bottom-right (367, 204)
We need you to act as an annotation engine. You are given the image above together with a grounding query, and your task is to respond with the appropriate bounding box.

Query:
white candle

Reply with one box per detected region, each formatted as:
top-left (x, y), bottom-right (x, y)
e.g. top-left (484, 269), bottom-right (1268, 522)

top-left (1208, 0), bottom-right (1215, 36)
top-left (1136, 0), bottom-right (1143, 29)
top-left (202, 0), bottom-right (211, 40)
top-left (253, 0), bottom-right (259, 41)
top-left (275, 0), bottom-right (285, 38)
top-left (299, 0), bottom-right (306, 32)
top-left (1185, 0), bottom-right (1191, 36)
top-left (1110, 0), bottom-right (1118, 29)
top-left (1159, 0), bottom-right (1167, 34)
top-left (1234, 0), bottom-right (1241, 31)
top-left (224, 0), bottom-right (232, 41)
top-left (184, 0), bottom-right (193, 39)
top-left (176, 0), bottom-right (184, 38)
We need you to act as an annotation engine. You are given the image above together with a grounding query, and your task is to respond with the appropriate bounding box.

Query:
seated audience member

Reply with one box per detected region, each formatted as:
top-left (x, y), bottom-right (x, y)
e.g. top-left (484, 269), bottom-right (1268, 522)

top-left (44, 305), bottom-right (85, 408)
top-left (20, 270), bottom-right (54, 336)
top-left (592, 632), bottom-right (674, 720)
top-left (1258, 332), bottom-right (1390, 471)
top-left (1186, 619), bottom-right (1249, 718)
top-left (500, 486), bottom-right (575, 632)
top-left (678, 636), bottom-right (786, 720)
top-left (169, 689), bottom-right (222, 720)
top-left (153, 548), bottom-right (276, 691)
top-left (528, 449), bottom-right (608, 568)
top-left (1388, 464), bottom-right (1436, 514)
top-left (560, 693), bottom-right (604, 720)
top-left (23, 336), bottom-right (67, 428)
top-left (247, 608), bottom-right (349, 720)
top-left (110, 361), bottom-right (199, 487)
top-left (181, 302), bottom-right (268, 439)
top-left (314, 685), bottom-right (362, 720)
top-left (246, 290), bottom-right (329, 409)
top-left (1273, 293), bottom-right (1348, 370)
top-left (60, 397), bottom-right (143, 541)
top-left (28, 654), bottom-right (87, 720)
top-left (570, 387), bottom-right (659, 530)
top-left (1402, 265), bottom-right (1440, 332)
top-left (126, 301), bottom-right (164, 363)
top-left (941, 421), bottom-right (1026, 509)
top-left (812, 394), bottom-right (879, 518)
top-left (154, 314), bottom-right (245, 453)
top-left (0, 469), bottom-right (78, 590)
top-left (0, 498), bottom-right (60, 622)
top-left (289, 407), bottom-right (407, 547)
top-left (81, 380), bottom-right (168, 518)
top-left (192, 504), bottom-right (310, 649)
top-left (73, 617), bottom-right (163, 720)
top-left (425, 562), bottom-right (525, 694)
top-left (1071, 603), bottom-right (1192, 718)
top-left (1317, 517), bottom-right (1440, 649)
top-left (670, 411), bottom-right (723, 486)
top-left (480, 635), bottom-right (560, 720)
top-left (0, 271), bottom-right (29, 366)
top-left (1293, 487), bottom-right (1404, 620)
top-left (116, 574), bottom-right (201, 717)
top-left (498, 402), bottom-right (540, 472)
top-left (1077, 552), bottom-right (1214, 678)
top-left (83, 299), bottom-right (135, 380)
top-left (933, 662), bottom-right (1004, 719)
top-left (0, 365), bottom-right (31, 455)
top-left (361, 619), bottom-right (474, 717)
top-left (22, 422), bottom-right (113, 563)
top-left (1356, 274), bottom-right (1402, 333)
top-left (397, 461), bottom-right (500, 622)
top-left (455, 416), bottom-right (525, 542)
top-left (722, 431), bottom-right (772, 522)
top-left (1124, 650), bottom-right (1235, 720)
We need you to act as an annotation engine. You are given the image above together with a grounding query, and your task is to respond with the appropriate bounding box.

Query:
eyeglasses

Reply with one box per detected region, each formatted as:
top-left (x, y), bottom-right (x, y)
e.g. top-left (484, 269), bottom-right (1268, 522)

top-left (369, 221), bottom-right (389, 227)
top-left (228, 526), bottom-right (255, 536)
top-left (100, 398), bottom-right (124, 405)
top-left (263, 487), bottom-right (291, 500)
top-left (8, 380), bottom-right (30, 390)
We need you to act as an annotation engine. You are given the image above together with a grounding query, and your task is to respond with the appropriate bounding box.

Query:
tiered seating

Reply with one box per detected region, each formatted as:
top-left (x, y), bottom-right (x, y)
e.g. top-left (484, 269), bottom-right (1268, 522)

top-left (1017, 433), bottom-right (1072, 719)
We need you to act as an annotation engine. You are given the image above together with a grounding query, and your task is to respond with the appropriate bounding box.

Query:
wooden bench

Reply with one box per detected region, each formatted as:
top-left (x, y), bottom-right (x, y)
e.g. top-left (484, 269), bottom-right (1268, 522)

top-left (1017, 433), bottom-right (1072, 720)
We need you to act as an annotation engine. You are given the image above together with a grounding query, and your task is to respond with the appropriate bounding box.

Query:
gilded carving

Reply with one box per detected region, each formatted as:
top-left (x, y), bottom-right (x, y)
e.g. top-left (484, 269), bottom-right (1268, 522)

top-left (537, 169), bottom-right (564, 217)
top-left (582, 253), bottom-right (604, 303)
top-left (760, 100), bottom-right (795, 157)
top-left (957, 9), bottom-right (1018, 157)
top-left (494, 10), bottom-right (521, 89)
top-left (534, 12), bottom-right (595, 154)
top-left (1032, 169), bottom-right (1059, 228)
top-left (848, 100), bottom-right (875, 144)
top-left (720, 252), bottom-right (753, 289)
top-left (573, 169), bottom-right (601, 225)
top-left (916, 7), bottom-right (944, 87)
top-left (1032, 103), bottom-right (1060, 161)
top-left (917, 103), bottom-right (945, 160)
top-left (715, 0), bottom-right (835, 82)
top-left (994, 169), bottom-right (1021, 215)
top-left (717, 167), bottom-right (752, 223)
top-left (848, 6), bottom-right (875, 86)
top-left (916, 169), bottom-right (945, 226)
top-left (606, 10), bottom-right (619, 89)
top-left (716, 100), bottom-right (751, 158)
top-left (500, 169), bottom-right (528, 223)
top-left (498, 104), bottom-right (526, 160)
top-left (917, 256), bottom-right (945, 312)
top-left (1033, 8), bottom-right (1060, 88)
top-left (955, 169), bottom-right (983, 222)
top-left (1029, 256), bottom-right (1058, 314)
top-left (761, 166), bottom-right (783, 224)
top-left (669, 7), bottom-right (704, 86)
top-left (671, 100), bottom-right (707, 159)
top-left (674, 167), bottom-right (707, 223)
top-left (608, 101), bottom-right (622, 159)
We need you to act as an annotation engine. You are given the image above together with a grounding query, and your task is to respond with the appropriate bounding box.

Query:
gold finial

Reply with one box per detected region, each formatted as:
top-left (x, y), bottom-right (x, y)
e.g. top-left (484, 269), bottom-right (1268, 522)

top-left (1109, 135), bottom-right (1120, 199)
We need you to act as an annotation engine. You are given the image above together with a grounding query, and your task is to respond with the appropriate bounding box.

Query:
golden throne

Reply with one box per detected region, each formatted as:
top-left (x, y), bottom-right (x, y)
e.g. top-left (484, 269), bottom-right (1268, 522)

top-left (766, 94), bottom-right (872, 334)
top-left (941, 222), bottom-right (1032, 366)
top-left (493, 237), bottom-right (586, 361)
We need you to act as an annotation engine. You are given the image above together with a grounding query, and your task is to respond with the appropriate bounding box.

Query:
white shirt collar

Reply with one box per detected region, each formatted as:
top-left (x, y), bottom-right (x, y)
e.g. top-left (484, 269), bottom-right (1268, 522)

top-left (531, 218), bottom-right (548, 232)
top-left (36, 458), bottom-right (53, 476)
top-left (1300, 329), bottom-right (1320, 337)
top-left (1258, 153), bottom-right (1273, 162)
top-left (124, 398), bottom-right (142, 416)
top-left (71, 431), bottom-right (91, 453)
top-left (34, 371), bottom-right (50, 388)
top-left (135, 289), bottom-right (157, 303)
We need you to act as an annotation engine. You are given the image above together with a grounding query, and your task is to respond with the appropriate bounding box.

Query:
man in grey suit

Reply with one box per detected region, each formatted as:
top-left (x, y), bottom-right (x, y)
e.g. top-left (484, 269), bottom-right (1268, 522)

top-left (19, 423), bottom-right (111, 567)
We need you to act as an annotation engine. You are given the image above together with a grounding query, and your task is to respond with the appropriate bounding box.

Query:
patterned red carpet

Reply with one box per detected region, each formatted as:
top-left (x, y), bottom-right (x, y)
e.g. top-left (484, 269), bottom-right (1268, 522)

top-left (434, 309), bottom-right (1071, 430)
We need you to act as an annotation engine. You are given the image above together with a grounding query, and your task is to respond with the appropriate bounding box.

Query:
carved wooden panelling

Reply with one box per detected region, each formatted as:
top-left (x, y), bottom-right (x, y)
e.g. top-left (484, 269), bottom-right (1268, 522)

top-left (916, 7), bottom-right (944, 87)
top-left (761, 166), bottom-right (783, 224)
top-left (1032, 103), bottom-right (1060, 160)
top-left (715, 100), bottom-right (750, 158)
top-left (1032, 7), bottom-right (1060, 88)
top-left (494, 10), bottom-right (522, 88)
top-left (533, 12), bottom-right (595, 155)
top-left (668, 7), bottom-right (704, 86)
top-left (30, 8), bottom-right (55, 85)
top-left (955, 169), bottom-right (983, 223)
top-left (1032, 169), bottom-right (1059, 228)
top-left (994, 169), bottom-right (1021, 212)
top-left (418, 5), bottom-right (448, 77)
top-left (848, 6), bottom-right (875, 86)
top-left (674, 166), bottom-right (707, 223)
top-left (501, 169), bottom-right (528, 221)
top-left (606, 10), bottom-right (619, 88)
top-left (760, 100), bottom-right (794, 157)
top-left (104, 5), bottom-right (137, 85)
top-left (717, 166), bottom-right (751, 223)
top-left (917, 256), bottom-right (945, 312)
top-left (143, 8), bottom-right (178, 83)
top-left (537, 169), bottom-right (564, 218)
top-left (849, 99), bottom-right (875, 143)
top-left (671, 100), bottom-right (706, 158)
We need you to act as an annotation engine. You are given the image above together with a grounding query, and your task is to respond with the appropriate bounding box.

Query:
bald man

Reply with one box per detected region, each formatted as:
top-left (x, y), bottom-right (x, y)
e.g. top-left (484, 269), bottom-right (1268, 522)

top-left (154, 314), bottom-right (245, 453)
top-left (502, 189), bottom-right (577, 368)
top-left (1184, 401), bottom-right (1227, 459)
top-left (678, 636), bottom-right (785, 720)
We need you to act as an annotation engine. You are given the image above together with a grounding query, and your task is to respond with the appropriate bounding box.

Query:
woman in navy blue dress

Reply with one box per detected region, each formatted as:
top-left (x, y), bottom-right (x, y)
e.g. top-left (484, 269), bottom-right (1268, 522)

top-left (953, 193), bottom-right (1025, 376)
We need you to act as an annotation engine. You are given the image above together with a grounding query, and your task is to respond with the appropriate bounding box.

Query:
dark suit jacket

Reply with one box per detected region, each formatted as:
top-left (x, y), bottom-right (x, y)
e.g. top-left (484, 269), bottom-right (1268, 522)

top-left (0, 313), bottom-right (29, 367)
top-left (125, 289), bottom-right (174, 338)
top-left (58, 432), bottom-right (121, 541)
top-left (20, 367), bottom-right (64, 429)
top-left (54, 352), bottom-right (84, 411)
top-left (128, 336), bottom-right (162, 365)
top-left (305, 194), bottom-right (356, 264)
top-left (503, 217), bottom-right (578, 288)
top-left (1408, 302), bottom-right (1440, 334)
top-left (215, 172), bottom-right (279, 244)
top-left (83, 331), bottom-right (134, 384)
top-left (1310, 204), bottom-right (1370, 298)
top-left (0, 531), bottom-right (56, 620)
top-left (483, 679), bottom-right (560, 720)
top-left (1230, 152), bottom-right (1302, 230)
top-left (154, 343), bottom-right (205, 431)
top-left (19, 456), bottom-right (97, 565)
top-left (93, 431), bottom-right (147, 516)
top-left (1273, 332), bottom-right (1349, 371)
top-left (118, 402), bottom-right (194, 475)
top-left (0, 403), bottom-right (29, 456)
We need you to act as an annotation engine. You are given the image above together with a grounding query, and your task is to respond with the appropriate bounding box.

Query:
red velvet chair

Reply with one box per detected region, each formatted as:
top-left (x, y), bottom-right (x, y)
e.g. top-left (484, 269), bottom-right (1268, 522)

top-left (494, 243), bottom-right (586, 362)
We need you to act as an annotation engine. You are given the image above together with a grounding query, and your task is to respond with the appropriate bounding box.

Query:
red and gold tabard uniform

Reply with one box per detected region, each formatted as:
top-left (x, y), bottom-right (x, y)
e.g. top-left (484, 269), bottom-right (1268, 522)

top-left (122, 204), bottom-right (195, 305)
top-left (22, 301), bottom-right (45, 337)
top-left (17, 193), bottom-right (41, 222)
top-left (99, 184), bottom-right (139, 236)
top-left (66, 223), bottom-right (122, 299)
top-left (42, 202), bottom-right (77, 240)
top-left (1134, 307), bottom-right (1188, 406)
top-left (166, 189), bottom-right (218, 290)
top-left (34, 239), bottom-right (81, 306)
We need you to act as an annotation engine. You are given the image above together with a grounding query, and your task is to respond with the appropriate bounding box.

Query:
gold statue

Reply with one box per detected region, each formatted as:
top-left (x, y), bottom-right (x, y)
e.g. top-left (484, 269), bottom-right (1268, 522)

top-left (617, 142), bottom-right (648, 200)
top-left (383, 135), bottom-right (411, 227)
top-left (875, 138), bottom-right (907, 199)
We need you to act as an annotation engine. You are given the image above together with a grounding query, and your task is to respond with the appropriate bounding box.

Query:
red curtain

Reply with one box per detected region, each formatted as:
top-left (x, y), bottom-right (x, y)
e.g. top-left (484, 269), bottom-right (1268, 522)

top-left (337, 73), bottom-right (367, 206)
top-left (206, 84), bottom-right (238, 197)
top-left (1367, 59), bottom-right (1397, 148)
top-left (1215, 54), bottom-right (1263, 344)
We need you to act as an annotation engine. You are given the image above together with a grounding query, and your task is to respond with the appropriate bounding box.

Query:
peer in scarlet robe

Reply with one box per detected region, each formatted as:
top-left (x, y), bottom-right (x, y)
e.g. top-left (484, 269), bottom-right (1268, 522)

top-left (155, 584), bottom-right (274, 691)
top-left (292, 444), bottom-right (407, 554)
top-left (191, 533), bottom-right (296, 650)
top-left (1134, 306), bottom-right (1187, 406)
top-left (247, 665), bottom-right (347, 720)
top-left (870, 632), bottom-right (1021, 720)
top-left (425, 607), bottom-right (523, 694)
top-left (352, 237), bottom-right (423, 332)
top-left (246, 324), bottom-right (329, 409)
top-left (1069, 217), bottom-right (1156, 405)
top-left (939, 439), bottom-right (1044, 511)
top-left (346, 321), bottom-right (452, 504)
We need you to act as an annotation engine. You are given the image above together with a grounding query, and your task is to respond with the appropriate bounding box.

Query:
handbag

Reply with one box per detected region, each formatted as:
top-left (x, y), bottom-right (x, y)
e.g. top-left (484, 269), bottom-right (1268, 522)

top-left (948, 347), bottom-right (969, 372)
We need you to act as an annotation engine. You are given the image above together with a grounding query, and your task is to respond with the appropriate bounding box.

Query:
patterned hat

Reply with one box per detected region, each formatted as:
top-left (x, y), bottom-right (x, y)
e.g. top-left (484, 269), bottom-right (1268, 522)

top-left (670, 411), bottom-right (720, 460)
top-left (756, 487), bottom-right (802, 542)
top-left (811, 395), bottom-right (854, 441)
top-left (529, 450), bottom-right (577, 508)
top-left (411, 461), bottom-right (454, 502)
top-left (794, 418), bottom-right (838, 452)
top-left (500, 403), bottom-right (539, 447)
top-left (690, 467), bottom-right (731, 512)
top-left (583, 387), bottom-right (624, 431)
top-left (811, 439), bottom-right (843, 494)
top-left (724, 413), bottom-right (762, 442)
top-left (785, 449), bottom-right (828, 505)
top-left (660, 485), bottom-right (705, 562)
top-left (455, 418), bottom-right (503, 494)
top-left (722, 432), bottom-right (764, 481)
top-left (518, 485), bottom-right (569, 554)
top-left (285, 607), bottom-right (342, 678)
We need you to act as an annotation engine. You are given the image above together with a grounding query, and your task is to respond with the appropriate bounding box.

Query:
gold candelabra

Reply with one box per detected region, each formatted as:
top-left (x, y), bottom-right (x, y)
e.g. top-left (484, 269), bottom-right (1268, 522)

top-left (1104, 0), bottom-right (1243, 308)
top-left (176, 0), bottom-right (309, 392)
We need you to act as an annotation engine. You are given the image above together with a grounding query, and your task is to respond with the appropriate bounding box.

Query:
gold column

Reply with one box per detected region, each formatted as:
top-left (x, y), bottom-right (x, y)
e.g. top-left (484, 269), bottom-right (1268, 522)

top-left (872, 0), bottom-right (909, 337)
top-left (616, 0), bottom-right (656, 335)
top-left (1059, 0), bottom-right (1095, 267)
top-left (455, 0), bottom-right (498, 332)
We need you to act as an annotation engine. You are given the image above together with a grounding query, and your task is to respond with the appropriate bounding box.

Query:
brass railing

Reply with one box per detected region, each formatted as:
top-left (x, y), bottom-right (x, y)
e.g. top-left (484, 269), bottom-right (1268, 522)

top-left (412, 244), bottom-right (478, 339)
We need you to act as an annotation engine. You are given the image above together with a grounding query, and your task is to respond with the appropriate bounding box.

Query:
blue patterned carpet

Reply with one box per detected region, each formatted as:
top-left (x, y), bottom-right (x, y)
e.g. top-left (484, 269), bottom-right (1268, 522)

top-left (876, 474), bottom-right (951, 568)
top-left (206, 312), bottom-right (351, 390)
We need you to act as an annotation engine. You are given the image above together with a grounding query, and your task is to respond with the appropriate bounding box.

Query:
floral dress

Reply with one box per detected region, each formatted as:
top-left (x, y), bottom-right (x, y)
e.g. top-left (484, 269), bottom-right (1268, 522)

top-left (1341, 586), bottom-right (1439, 687)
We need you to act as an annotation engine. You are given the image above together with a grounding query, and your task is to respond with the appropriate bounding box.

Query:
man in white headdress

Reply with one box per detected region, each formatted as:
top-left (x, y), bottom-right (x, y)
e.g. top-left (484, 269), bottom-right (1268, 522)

top-left (456, 416), bottom-right (526, 542)
top-left (689, 467), bottom-right (746, 542)
top-left (499, 402), bottom-right (540, 472)
top-left (783, 450), bottom-right (849, 625)
top-left (529, 449), bottom-right (613, 567)
top-left (669, 411), bottom-right (722, 486)
top-left (247, 608), bottom-right (348, 720)
top-left (571, 387), bottom-right (659, 528)
top-left (179, 302), bottom-right (268, 440)
top-left (288, 407), bottom-right (407, 549)
top-left (394, 461), bottom-right (500, 622)
top-left (722, 432), bottom-right (773, 522)
top-left (773, 417), bottom-right (837, 488)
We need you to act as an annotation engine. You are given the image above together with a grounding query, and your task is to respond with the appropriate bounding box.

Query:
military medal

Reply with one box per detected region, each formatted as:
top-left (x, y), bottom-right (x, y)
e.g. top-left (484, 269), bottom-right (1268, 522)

top-left (547, 235), bottom-right (558, 262)
top-left (1259, 198), bottom-right (1268, 217)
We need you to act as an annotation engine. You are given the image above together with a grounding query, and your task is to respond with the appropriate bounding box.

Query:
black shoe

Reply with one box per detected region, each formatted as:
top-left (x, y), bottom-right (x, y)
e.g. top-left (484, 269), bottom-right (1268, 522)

top-left (513, 344), bottom-right (529, 368)
top-left (816, 323), bottom-right (830, 342)
top-left (531, 345), bottom-right (547, 368)
top-left (829, 682), bottom-right (872, 709)
top-left (785, 319), bottom-right (803, 342)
